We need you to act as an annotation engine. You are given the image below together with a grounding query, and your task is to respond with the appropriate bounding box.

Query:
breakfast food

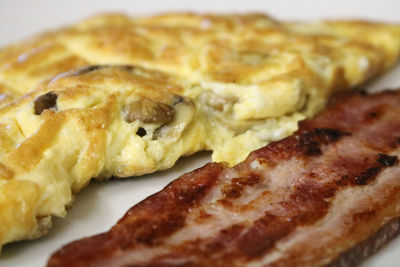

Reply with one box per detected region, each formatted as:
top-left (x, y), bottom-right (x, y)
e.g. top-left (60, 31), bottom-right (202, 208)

top-left (0, 65), bottom-right (205, 248)
top-left (48, 90), bottom-right (400, 267)
top-left (0, 13), bottom-right (400, 251)
top-left (1, 13), bottom-right (400, 164)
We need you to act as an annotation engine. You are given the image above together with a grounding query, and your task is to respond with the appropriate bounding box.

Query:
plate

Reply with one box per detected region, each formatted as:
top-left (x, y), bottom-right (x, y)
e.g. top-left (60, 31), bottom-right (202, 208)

top-left (0, 1), bottom-right (399, 266)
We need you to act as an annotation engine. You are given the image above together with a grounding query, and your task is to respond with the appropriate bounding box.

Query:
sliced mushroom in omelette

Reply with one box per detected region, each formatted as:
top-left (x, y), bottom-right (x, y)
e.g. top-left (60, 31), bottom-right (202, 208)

top-left (0, 13), bottom-right (400, 250)
top-left (0, 65), bottom-right (204, 248)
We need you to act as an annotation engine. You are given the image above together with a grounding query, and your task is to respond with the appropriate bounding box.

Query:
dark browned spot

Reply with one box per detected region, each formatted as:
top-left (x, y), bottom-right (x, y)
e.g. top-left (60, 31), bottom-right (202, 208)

top-left (297, 131), bottom-right (321, 156)
top-left (286, 181), bottom-right (333, 224)
top-left (221, 182), bottom-right (242, 199)
top-left (221, 173), bottom-right (261, 199)
top-left (248, 127), bottom-right (350, 164)
top-left (136, 127), bottom-right (147, 137)
top-left (34, 91), bottom-right (58, 115)
top-left (352, 154), bottom-right (399, 185)
top-left (297, 128), bottom-right (350, 156)
top-left (315, 128), bottom-right (349, 142)
top-left (354, 167), bottom-right (380, 185)
top-left (377, 153), bottom-right (398, 166)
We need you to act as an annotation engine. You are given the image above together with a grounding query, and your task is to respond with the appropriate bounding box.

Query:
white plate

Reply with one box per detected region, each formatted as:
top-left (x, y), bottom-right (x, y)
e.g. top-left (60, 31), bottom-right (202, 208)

top-left (0, 1), bottom-right (399, 266)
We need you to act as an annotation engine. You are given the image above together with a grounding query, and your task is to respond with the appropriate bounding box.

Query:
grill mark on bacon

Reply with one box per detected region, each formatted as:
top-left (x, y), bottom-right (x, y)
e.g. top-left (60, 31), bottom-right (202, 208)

top-left (377, 153), bottom-right (398, 166)
top-left (221, 172), bottom-right (261, 199)
top-left (248, 128), bottom-right (351, 166)
top-left (48, 163), bottom-right (224, 266)
top-left (352, 154), bottom-right (399, 185)
top-left (354, 166), bottom-right (380, 185)
top-left (237, 213), bottom-right (294, 258)
top-left (158, 180), bottom-right (335, 263)
top-left (116, 163), bottom-right (221, 247)
top-left (48, 90), bottom-right (400, 267)
top-left (297, 128), bottom-right (350, 156)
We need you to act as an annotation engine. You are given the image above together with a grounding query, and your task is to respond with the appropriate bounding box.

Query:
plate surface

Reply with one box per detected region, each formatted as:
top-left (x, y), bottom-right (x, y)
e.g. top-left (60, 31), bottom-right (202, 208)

top-left (0, 0), bottom-right (399, 266)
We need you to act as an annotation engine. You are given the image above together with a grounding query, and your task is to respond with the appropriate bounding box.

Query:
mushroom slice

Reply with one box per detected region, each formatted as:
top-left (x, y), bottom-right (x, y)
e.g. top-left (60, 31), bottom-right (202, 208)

top-left (123, 98), bottom-right (175, 124)
top-left (153, 97), bottom-right (195, 140)
top-left (34, 91), bottom-right (58, 115)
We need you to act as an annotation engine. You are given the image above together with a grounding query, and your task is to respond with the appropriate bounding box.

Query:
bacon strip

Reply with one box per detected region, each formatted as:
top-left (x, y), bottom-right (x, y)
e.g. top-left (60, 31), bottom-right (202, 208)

top-left (48, 90), bottom-right (400, 267)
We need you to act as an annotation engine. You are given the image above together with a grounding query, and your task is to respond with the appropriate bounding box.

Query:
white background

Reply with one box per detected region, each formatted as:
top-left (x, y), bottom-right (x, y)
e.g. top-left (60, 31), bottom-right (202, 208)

top-left (0, 0), bottom-right (400, 266)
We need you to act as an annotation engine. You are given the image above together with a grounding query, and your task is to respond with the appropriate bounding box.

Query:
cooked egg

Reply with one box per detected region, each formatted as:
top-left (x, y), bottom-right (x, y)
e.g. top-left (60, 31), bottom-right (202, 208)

top-left (0, 13), bottom-right (399, 250)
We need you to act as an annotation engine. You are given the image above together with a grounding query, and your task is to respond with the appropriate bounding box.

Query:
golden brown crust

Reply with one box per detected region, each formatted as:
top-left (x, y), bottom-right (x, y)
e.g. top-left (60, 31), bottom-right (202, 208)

top-left (1, 13), bottom-right (399, 98)
top-left (0, 13), bottom-right (400, 251)
top-left (0, 65), bottom-right (203, 249)
top-left (1, 13), bottom-right (399, 165)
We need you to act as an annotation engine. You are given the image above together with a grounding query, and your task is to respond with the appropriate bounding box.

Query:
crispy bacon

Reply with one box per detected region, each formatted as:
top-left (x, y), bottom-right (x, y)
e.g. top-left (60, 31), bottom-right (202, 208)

top-left (48, 90), bottom-right (400, 267)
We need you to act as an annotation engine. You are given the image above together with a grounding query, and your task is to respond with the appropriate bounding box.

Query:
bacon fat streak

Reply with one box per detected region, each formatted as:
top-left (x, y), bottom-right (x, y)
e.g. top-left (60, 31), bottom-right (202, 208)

top-left (48, 90), bottom-right (400, 267)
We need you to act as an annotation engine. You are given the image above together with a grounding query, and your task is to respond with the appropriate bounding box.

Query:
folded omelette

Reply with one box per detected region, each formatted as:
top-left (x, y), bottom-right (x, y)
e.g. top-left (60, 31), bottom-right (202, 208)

top-left (0, 13), bottom-right (399, 250)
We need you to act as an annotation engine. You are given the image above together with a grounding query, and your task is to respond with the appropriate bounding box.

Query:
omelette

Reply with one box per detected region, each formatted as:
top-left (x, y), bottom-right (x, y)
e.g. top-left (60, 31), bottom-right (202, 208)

top-left (0, 13), bottom-right (400, 250)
